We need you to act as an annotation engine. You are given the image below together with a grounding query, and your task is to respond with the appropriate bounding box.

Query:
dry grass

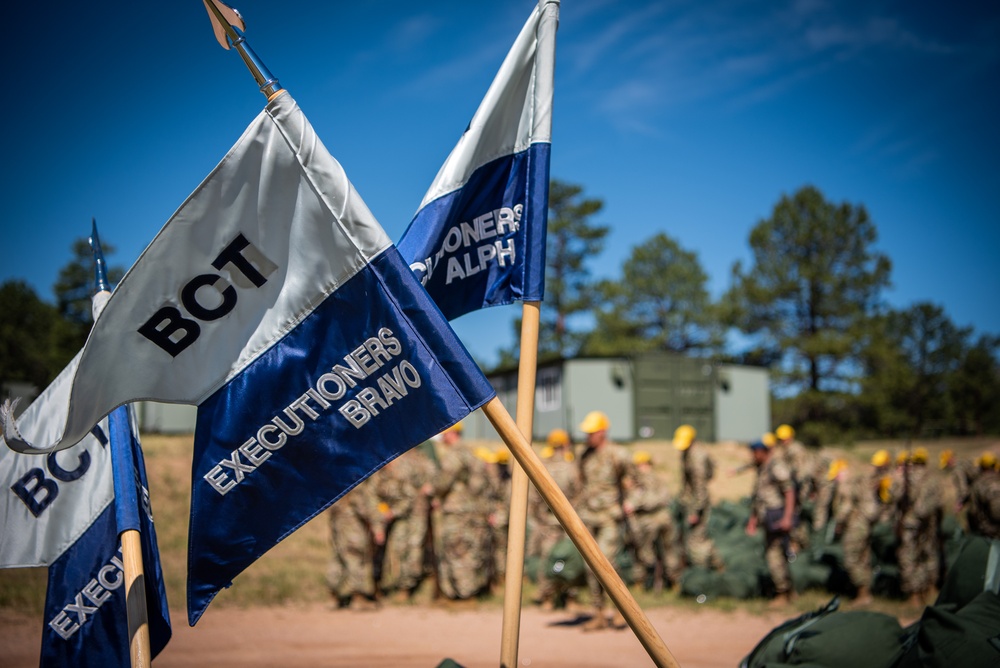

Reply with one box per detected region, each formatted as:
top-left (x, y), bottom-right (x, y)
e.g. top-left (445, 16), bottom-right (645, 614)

top-left (2, 432), bottom-right (996, 619)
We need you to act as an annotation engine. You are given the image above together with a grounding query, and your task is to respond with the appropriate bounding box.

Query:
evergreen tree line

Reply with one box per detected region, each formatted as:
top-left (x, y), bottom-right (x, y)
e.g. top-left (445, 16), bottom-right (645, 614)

top-left (496, 181), bottom-right (1000, 444)
top-left (2, 184), bottom-right (997, 443)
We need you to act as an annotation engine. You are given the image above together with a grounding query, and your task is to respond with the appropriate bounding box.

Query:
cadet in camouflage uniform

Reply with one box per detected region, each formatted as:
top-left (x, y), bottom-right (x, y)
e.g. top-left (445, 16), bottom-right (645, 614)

top-left (327, 478), bottom-right (380, 610)
top-left (775, 424), bottom-right (813, 551)
top-left (675, 424), bottom-right (724, 570)
top-left (372, 447), bottom-right (435, 601)
top-left (967, 452), bottom-right (1000, 539)
top-left (431, 422), bottom-right (492, 600)
top-left (896, 447), bottom-right (942, 606)
top-left (529, 429), bottom-right (580, 609)
top-left (626, 450), bottom-right (682, 591)
top-left (812, 457), bottom-right (843, 533)
top-left (746, 440), bottom-right (796, 606)
top-left (940, 449), bottom-right (977, 531)
top-left (576, 411), bottom-right (633, 631)
top-left (833, 451), bottom-right (890, 606)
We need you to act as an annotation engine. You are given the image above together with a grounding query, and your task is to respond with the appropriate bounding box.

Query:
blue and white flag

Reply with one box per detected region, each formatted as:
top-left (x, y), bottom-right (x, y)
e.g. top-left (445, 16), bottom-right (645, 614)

top-left (397, 0), bottom-right (558, 320)
top-left (1, 402), bottom-right (171, 667)
top-left (2, 92), bottom-right (495, 625)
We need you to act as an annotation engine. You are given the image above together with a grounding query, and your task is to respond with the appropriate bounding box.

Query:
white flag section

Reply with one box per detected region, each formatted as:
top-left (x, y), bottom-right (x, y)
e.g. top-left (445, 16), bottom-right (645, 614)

top-left (3, 92), bottom-right (495, 625)
top-left (2, 94), bottom-right (412, 455)
top-left (0, 400), bottom-right (113, 568)
top-left (397, 0), bottom-right (558, 320)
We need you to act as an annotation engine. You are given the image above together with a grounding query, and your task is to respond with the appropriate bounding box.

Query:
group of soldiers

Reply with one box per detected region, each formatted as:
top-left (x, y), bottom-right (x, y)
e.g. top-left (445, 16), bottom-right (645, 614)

top-left (741, 427), bottom-right (1000, 608)
top-left (325, 412), bottom-right (1000, 625)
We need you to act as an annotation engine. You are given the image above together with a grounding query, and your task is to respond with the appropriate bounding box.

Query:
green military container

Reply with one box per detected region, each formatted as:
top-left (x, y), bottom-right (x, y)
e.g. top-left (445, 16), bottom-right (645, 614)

top-left (632, 352), bottom-right (716, 442)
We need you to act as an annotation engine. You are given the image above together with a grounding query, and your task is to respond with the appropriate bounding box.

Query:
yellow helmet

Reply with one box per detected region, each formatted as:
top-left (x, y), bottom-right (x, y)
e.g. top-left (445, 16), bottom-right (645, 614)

top-left (827, 458), bottom-right (848, 481)
top-left (871, 450), bottom-right (890, 468)
top-left (444, 421), bottom-right (464, 434)
top-left (579, 411), bottom-right (610, 434)
top-left (761, 432), bottom-right (777, 448)
top-left (896, 450), bottom-right (911, 465)
top-left (879, 476), bottom-right (893, 503)
top-left (673, 424), bottom-right (696, 451)
top-left (495, 448), bottom-right (510, 465)
top-left (977, 452), bottom-right (998, 470)
top-left (474, 446), bottom-right (496, 464)
top-left (911, 447), bottom-right (929, 465)
top-left (547, 428), bottom-right (570, 447)
top-left (540, 445), bottom-right (555, 460)
top-left (633, 450), bottom-right (652, 465)
top-left (776, 424), bottom-right (795, 441)
top-left (939, 449), bottom-right (954, 469)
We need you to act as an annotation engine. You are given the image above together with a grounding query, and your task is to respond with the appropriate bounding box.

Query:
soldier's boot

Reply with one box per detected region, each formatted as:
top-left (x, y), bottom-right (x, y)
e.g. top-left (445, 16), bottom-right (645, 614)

top-left (852, 585), bottom-right (873, 607)
top-left (582, 609), bottom-right (608, 632)
top-left (610, 608), bottom-right (627, 630)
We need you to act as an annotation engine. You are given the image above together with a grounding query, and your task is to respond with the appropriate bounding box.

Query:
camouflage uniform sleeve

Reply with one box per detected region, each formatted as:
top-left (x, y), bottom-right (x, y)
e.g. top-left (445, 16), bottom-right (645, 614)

top-left (690, 449), bottom-right (711, 514)
top-left (913, 474), bottom-right (941, 521)
top-left (432, 448), bottom-right (464, 498)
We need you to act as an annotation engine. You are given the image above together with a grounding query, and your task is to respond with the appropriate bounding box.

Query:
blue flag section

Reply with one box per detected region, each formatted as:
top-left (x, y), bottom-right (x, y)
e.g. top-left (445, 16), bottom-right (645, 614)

top-left (397, 0), bottom-right (558, 321)
top-left (40, 406), bottom-right (170, 667)
top-left (187, 246), bottom-right (495, 624)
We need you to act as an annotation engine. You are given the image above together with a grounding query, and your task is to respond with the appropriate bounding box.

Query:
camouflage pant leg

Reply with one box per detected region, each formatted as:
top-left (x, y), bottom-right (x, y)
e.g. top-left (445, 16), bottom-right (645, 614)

top-left (842, 523), bottom-right (873, 589)
top-left (528, 524), bottom-right (563, 600)
top-left (662, 519), bottom-right (685, 584)
top-left (686, 509), bottom-right (723, 569)
top-left (631, 518), bottom-right (659, 571)
top-left (764, 530), bottom-right (792, 595)
top-left (791, 521), bottom-right (810, 551)
top-left (632, 516), bottom-right (682, 585)
top-left (899, 524), bottom-right (937, 595)
top-left (328, 520), bottom-right (374, 598)
top-left (584, 518), bottom-right (621, 609)
top-left (384, 514), bottom-right (427, 592)
top-left (439, 512), bottom-right (490, 599)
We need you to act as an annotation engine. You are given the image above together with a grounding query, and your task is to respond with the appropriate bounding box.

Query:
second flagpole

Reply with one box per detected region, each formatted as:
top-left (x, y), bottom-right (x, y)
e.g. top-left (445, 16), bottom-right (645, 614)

top-left (499, 301), bottom-right (540, 667)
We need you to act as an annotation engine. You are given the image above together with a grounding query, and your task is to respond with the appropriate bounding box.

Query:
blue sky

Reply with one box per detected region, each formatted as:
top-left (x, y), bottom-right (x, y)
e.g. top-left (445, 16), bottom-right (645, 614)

top-left (4, 0), bottom-right (998, 367)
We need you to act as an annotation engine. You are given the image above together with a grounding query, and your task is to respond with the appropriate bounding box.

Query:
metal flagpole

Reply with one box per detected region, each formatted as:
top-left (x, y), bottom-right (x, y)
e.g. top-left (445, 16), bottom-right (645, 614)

top-left (90, 221), bottom-right (151, 668)
top-left (202, 0), bottom-right (283, 100)
top-left (499, 301), bottom-right (540, 667)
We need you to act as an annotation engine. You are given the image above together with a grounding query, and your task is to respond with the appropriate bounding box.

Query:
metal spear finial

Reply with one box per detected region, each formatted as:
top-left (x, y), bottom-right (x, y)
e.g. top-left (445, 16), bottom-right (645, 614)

top-left (202, 0), bottom-right (283, 99)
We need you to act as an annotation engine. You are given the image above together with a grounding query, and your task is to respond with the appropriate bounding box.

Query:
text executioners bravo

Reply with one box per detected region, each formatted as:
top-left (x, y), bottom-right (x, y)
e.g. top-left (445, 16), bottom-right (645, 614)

top-left (132, 231), bottom-right (427, 498)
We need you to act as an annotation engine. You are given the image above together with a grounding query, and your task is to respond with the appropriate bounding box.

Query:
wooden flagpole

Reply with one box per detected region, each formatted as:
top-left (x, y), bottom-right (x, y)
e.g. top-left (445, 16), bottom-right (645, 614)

top-left (499, 301), bottom-right (540, 667)
top-left (121, 530), bottom-right (151, 668)
top-left (483, 397), bottom-right (680, 668)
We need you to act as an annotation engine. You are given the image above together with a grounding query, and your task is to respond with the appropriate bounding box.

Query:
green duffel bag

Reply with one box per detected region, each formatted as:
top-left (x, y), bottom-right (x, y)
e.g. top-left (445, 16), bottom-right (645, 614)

top-left (717, 569), bottom-right (762, 599)
top-left (741, 597), bottom-right (906, 668)
top-left (545, 536), bottom-right (586, 587)
top-left (680, 566), bottom-right (718, 599)
top-left (790, 557), bottom-right (832, 593)
top-left (896, 591), bottom-right (1000, 668)
top-left (935, 535), bottom-right (998, 610)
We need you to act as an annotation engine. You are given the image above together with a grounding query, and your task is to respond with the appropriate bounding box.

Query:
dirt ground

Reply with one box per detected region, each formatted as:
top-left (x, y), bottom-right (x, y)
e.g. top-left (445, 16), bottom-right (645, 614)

top-left (0, 602), bottom-right (786, 668)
